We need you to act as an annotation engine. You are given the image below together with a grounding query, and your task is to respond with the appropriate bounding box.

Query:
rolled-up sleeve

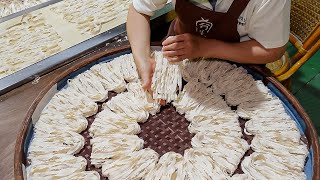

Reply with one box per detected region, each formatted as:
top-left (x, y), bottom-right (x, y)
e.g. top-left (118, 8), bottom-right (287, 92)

top-left (248, 0), bottom-right (291, 48)
top-left (133, 0), bottom-right (168, 16)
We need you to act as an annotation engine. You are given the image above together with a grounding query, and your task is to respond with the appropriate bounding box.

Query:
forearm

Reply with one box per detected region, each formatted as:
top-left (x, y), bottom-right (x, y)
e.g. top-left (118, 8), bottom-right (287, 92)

top-left (127, 4), bottom-right (151, 61)
top-left (200, 39), bottom-right (286, 64)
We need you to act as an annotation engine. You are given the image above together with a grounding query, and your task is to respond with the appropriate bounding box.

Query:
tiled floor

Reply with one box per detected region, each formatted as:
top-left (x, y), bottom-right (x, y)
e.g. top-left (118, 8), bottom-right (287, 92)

top-left (290, 45), bottom-right (320, 139)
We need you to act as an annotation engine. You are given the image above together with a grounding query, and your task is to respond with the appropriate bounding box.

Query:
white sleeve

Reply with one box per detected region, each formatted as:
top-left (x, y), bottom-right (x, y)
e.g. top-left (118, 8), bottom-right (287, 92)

top-left (248, 0), bottom-right (291, 48)
top-left (132, 0), bottom-right (168, 16)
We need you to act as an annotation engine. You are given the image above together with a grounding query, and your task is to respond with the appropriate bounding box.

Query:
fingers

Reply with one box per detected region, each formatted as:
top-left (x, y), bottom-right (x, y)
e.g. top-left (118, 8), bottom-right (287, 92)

top-left (162, 34), bottom-right (186, 46)
top-left (162, 41), bottom-right (186, 51)
top-left (162, 49), bottom-right (186, 58)
top-left (159, 99), bottom-right (166, 106)
top-left (167, 55), bottom-right (187, 63)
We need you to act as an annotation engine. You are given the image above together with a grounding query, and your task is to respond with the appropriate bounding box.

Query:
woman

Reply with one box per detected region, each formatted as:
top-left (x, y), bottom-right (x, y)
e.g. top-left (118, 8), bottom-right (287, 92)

top-left (126, 0), bottom-right (290, 90)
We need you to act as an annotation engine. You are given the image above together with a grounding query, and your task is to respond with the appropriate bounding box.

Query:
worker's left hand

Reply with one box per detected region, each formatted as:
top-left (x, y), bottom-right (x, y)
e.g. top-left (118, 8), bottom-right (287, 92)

top-left (162, 33), bottom-right (203, 62)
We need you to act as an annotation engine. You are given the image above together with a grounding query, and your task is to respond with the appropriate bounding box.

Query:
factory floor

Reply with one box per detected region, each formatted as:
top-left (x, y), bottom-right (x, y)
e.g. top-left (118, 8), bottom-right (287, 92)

top-left (289, 43), bottom-right (320, 140)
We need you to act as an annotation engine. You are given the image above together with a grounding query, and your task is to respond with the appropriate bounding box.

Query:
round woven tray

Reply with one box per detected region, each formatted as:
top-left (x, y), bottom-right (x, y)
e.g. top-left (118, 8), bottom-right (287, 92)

top-left (14, 45), bottom-right (320, 180)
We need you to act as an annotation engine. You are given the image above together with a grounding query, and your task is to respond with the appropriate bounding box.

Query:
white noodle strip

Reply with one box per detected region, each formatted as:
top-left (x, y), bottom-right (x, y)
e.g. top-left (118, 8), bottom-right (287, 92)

top-left (63, 171), bottom-right (100, 180)
top-left (90, 60), bottom-right (127, 93)
top-left (89, 108), bottom-right (141, 137)
top-left (67, 71), bottom-right (108, 102)
top-left (0, 12), bottom-right (63, 79)
top-left (0, 0), bottom-right (48, 18)
top-left (241, 153), bottom-right (306, 180)
top-left (191, 132), bottom-right (249, 174)
top-left (103, 92), bottom-right (149, 122)
top-left (46, 88), bottom-right (98, 117)
top-left (28, 129), bottom-right (84, 160)
top-left (27, 154), bottom-right (87, 180)
top-left (90, 134), bottom-right (144, 167)
top-left (145, 152), bottom-right (184, 180)
top-left (117, 53), bottom-right (139, 82)
top-left (152, 51), bottom-right (183, 103)
top-left (251, 134), bottom-right (308, 158)
top-left (181, 148), bottom-right (228, 179)
top-left (35, 110), bottom-right (88, 133)
top-left (172, 80), bottom-right (213, 115)
top-left (102, 148), bottom-right (159, 180)
top-left (244, 117), bottom-right (301, 136)
top-left (237, 96), bottom-right (289, 119)
top-left (127, 82), bottom-right (160, 115)
top-left (226, 80), bottom-right (272, 106)
top-left (50, 0), bottom-right (131, 35)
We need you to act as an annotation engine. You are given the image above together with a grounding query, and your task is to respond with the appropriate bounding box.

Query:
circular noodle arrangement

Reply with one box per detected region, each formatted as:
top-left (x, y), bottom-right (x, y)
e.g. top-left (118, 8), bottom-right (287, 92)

top-left (27, 51), bottom-right (309, 180)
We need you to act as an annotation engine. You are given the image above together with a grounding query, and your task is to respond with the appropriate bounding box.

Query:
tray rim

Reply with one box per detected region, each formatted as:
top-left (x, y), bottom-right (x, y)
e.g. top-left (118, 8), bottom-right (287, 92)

top-left (14, 45), bottom-right (320, 180)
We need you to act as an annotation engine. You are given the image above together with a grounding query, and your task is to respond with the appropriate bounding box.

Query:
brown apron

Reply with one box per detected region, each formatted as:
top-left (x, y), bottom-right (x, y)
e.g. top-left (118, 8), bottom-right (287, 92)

top-left (168, 0), bottom-right (250, 42)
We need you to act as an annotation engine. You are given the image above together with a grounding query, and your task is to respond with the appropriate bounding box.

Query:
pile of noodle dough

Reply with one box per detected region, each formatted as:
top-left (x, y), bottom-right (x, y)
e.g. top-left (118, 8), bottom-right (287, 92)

top-left (241, 152), bottom-right (307, 180)
top-left (89, 108), bottom-right (141, 137)
top-left (102, 148), bottom-right (159, 179)
top-left (152, 51), bottom-right (183, 103)
top-left (90, 134), bottom-right (144, 167)
top-left (27, 154), bottom-right (87, 179)
top-left (28, 129), bottom-right (84, 160)
top-left (67, 71), bottom-right (108, 102)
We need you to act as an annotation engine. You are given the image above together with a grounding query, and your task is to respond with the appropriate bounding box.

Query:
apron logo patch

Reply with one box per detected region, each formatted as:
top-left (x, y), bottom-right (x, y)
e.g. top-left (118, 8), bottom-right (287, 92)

top-left (196, 17), bottom-right (213, 36)
top-left (238, 16), bottom-right (246, 26)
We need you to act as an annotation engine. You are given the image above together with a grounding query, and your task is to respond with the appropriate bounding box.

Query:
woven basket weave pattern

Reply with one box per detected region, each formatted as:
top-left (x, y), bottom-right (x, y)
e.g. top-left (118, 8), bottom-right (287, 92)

top-left (290, 0), bottom-right (320, 42)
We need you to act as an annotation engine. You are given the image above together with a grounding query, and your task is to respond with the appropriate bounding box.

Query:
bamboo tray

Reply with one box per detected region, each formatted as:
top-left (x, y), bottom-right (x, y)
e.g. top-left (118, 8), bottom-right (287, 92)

top-left (14, 45), bottom-right (320, 180)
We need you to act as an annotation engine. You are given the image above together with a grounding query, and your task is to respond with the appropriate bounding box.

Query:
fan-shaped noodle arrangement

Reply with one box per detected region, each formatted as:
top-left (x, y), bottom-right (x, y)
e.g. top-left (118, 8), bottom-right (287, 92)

top-left (27, 52), bottom-right (308, 179)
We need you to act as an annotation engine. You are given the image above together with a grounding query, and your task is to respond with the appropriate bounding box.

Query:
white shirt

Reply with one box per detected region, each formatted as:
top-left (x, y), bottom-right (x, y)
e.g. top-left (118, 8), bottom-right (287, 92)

top-left (132, 0), bottom-right (291, 49)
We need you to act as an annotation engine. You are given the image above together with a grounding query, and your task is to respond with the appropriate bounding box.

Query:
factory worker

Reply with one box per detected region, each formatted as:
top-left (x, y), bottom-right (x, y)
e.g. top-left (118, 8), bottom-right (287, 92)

top-left (126, 0), bottom-right (291, 90)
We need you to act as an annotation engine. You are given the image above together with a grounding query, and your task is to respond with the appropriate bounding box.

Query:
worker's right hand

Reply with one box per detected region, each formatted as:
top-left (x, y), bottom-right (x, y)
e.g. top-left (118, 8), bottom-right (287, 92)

top-left (135, 57), bottom-right (166, 106)
top-left (135, 57), bottom-right (156, 91)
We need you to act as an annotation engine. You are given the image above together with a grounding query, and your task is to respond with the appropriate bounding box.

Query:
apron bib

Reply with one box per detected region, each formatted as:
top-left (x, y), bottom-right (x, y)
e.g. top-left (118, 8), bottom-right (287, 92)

top-left (170, 0), bottom-right (250, 42)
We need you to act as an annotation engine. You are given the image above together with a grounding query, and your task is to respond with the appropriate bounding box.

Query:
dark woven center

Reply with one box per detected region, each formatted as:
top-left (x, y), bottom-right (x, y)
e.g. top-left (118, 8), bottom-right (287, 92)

top-left (138, 105), bottom-right (193, 156)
